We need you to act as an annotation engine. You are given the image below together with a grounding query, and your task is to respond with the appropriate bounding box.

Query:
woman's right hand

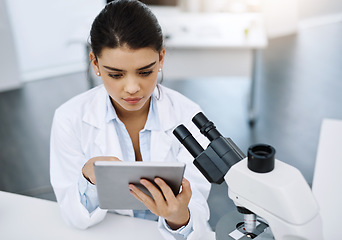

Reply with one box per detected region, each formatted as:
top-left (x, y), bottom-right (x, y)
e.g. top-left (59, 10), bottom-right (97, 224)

top-left (82, 156), bottom-right (121, 185)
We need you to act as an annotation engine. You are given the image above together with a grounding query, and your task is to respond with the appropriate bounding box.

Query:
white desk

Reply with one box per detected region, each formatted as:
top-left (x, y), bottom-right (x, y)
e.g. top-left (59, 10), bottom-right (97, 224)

top-left (0, 191), bottom-right (216, 240)
top-left (0, 191), bottom-right (163, 240)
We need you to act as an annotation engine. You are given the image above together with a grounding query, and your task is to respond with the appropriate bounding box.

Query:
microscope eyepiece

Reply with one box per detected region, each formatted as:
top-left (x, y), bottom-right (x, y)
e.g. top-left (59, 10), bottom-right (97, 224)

top-left (192, 112), bottom-right (222, 141)
top-left (173, 124), bottom-right (204, 158)
top-left (248, 144), bottom-right (275, 173)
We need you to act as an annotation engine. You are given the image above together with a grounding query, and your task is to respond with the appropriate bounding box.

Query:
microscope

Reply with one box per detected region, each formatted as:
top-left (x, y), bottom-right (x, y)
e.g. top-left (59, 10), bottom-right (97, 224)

top-left (173, 112), bottom-right (323, 239)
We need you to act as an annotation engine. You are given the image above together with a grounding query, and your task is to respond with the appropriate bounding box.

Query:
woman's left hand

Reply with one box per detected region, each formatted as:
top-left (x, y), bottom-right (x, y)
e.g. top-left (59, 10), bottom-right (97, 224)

top-left (129, 177), bottom-right (192, 230)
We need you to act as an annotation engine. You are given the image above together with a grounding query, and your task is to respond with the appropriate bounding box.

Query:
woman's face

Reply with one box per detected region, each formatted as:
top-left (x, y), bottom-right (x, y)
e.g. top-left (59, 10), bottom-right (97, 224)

top-left (91, 46), bottom-right (165, 114)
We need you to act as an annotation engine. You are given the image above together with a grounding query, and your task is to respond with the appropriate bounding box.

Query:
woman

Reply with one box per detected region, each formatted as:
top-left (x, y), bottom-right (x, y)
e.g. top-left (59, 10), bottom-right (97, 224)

top-left (50, 1), bottom-right (211, 239)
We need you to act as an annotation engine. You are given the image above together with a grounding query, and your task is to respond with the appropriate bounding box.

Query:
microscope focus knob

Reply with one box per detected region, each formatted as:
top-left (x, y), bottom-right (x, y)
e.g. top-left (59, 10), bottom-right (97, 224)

top-left (247, 144), bottom-right (275, 173)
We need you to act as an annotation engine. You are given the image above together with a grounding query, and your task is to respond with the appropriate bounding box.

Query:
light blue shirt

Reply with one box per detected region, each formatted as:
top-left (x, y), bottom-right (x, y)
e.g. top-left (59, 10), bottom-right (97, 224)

top-left (78, 92), bottom-right (192, 238)
top-left (104, 93), bottom-right (160, 221)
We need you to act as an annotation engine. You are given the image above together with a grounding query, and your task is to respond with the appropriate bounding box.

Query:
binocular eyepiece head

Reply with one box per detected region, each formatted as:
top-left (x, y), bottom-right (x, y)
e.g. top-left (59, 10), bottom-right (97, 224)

top-left (173, 112), bottom-right (244, 184)
top-left (173, 112), bottom-right (276, 184)
top-left (173, 112), bottom-right (222, 158)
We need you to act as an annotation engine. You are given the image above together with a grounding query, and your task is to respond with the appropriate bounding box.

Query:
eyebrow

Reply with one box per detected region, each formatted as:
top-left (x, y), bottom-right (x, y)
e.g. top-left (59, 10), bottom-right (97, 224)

top-left (103, 61), bottom-right (157, 72)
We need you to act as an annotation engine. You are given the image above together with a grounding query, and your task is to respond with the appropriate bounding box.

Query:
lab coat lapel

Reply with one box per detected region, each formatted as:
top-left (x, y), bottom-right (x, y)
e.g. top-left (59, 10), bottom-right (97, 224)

top-left (82, 86), bottom-right (123, 160)
top-left (94, 123), bottom-right (123, 160)
top-left (150, 87), bottom-right (178, 162)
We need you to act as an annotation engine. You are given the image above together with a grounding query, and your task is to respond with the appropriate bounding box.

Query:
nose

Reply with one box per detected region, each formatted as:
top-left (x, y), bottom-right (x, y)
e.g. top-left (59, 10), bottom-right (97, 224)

top-left (124, 77), bottom-right (140, 95)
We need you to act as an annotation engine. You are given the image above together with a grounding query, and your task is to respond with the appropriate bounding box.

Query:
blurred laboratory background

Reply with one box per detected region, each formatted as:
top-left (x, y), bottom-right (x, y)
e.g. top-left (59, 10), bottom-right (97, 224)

top-left (1, 0), bottom-right (342, 230)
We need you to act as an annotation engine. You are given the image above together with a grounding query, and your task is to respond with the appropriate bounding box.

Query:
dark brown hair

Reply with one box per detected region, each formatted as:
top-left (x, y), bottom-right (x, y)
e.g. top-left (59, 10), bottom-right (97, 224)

top-left (90, 0), bottom-right (164, 58)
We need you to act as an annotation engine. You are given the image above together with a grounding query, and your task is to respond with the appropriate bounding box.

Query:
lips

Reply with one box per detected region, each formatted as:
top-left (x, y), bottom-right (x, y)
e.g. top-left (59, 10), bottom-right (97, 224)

top-left (123, 97), bottom-right (143, 104)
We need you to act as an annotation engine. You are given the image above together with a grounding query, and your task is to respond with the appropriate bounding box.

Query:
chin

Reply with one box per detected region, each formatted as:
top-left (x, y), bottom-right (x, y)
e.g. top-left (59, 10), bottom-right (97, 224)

top-left (122, 102), bottom-right (145, 112)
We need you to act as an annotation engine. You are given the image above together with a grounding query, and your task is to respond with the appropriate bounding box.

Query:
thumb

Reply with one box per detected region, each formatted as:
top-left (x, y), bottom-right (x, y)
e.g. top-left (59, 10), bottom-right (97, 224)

top-left (178, 178), bottom-right (192, 201)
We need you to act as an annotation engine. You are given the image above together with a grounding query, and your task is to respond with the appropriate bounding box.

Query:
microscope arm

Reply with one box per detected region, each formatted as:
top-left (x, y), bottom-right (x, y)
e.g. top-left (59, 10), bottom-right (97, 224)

top-left (225, 158), bottom-right (323, 240)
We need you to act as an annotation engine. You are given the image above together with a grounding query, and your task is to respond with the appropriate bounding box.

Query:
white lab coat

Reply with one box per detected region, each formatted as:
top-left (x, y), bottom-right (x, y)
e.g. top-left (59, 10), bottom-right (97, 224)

top-left (50, 84), bottom-right (212, 239)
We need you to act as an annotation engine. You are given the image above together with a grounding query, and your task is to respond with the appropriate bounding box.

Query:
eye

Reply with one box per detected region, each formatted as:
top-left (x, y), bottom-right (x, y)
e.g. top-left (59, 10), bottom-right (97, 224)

top-left (139, 70), bottom-right (153, 77)
top-left (108, 73), bottom-right (123, 79)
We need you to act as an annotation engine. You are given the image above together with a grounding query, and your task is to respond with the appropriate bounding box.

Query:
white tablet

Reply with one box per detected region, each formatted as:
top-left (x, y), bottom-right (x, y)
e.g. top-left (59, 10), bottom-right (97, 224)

top-left (94, 161), bottom-right (186, 210)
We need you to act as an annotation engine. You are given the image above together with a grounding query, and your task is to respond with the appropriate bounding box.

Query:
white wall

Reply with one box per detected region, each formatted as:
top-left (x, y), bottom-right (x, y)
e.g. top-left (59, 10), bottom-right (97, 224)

top-left (0, 0), bottom-right (21, 91)
top-left (299, 0), bottom-right (342, 20)
top-left (252, 0), bottom-right (342, 38)
top-left (6, 0), bottom-right (105, 82)
top-left (298, 0), bottom-right (342, 29)
top-left (261, 0), bottom-right (298, 38)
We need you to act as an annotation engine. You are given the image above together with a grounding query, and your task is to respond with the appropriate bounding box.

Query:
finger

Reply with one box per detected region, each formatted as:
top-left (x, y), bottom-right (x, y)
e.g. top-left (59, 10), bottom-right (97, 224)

top-left (154, 178), bottom-right (177, 204)
top-left (177, 178), bottom-right (192, 202)
top-left (85, 156), bottom-right (121, 185)
top-left (128, 184), bottom-right (144, 202)
top-left (102, 156), bottom-right (121, 162)
top-left (109, 156), bottom-right (121, 161)
top-left (129, 185), bottom-right (147, 207)
top-left (89, 175), bottom-right (96, 185)
top-left (128, 183), bottom-right (154, 206)
top-left (92, 156), bottom-right (121, 162)
top-left (83, 172), bottom-right (96, 185)
top-left (140, 179), bottom-right (167, 208)
top-left (129, 184), bottom-right (160, 214)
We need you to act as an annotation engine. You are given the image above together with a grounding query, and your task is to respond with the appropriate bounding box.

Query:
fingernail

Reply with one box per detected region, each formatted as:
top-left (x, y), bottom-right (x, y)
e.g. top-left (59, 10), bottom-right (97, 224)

top-left (154, 178), bottom-right (161, 184)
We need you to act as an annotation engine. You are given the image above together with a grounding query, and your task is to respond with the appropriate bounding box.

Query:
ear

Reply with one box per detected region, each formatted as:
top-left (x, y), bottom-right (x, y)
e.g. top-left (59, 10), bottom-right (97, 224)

top-left (89, 51), bottom-right (101, 76)
top-left (158, 48), bottom-right (166, 70)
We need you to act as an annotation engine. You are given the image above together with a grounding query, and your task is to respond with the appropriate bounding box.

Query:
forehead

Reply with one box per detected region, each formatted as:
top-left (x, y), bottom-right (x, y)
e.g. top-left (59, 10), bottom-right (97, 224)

top-left (98, 46), bottom-right (159, 69)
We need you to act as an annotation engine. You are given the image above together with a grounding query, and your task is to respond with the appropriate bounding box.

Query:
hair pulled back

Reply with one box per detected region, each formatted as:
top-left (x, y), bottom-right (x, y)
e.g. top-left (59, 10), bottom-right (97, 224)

top-left (90, 0), bottom-right (163, 58)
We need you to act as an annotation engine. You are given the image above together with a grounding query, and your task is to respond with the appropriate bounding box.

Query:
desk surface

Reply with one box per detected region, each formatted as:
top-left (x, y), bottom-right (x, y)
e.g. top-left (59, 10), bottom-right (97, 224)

top-left (0, 191), bottom-right (163, 240)
top-left (0, 191), bottom-right (216, 240)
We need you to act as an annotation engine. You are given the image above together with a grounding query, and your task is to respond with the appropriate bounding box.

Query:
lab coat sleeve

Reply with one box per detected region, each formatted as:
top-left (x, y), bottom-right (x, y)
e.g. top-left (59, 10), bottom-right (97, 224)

top-left (78, 172), bottom-right (100, 213)
top-left (158, 214), bottom-right (193, 240)
top-left (50, 109), bottom-right (107, 229)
